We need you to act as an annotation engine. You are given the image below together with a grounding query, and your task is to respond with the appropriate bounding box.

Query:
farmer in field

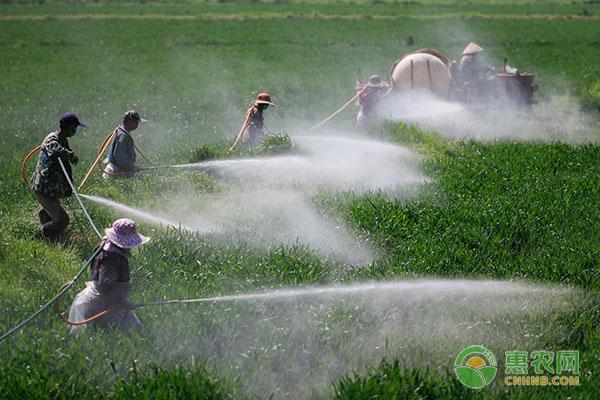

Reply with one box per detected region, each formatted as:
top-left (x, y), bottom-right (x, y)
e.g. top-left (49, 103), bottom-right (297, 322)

top-left (103, 110), bottom-right (146, 179)
top-left (458, 42), bottom-right (496, 103)
top-left (30, 112), bottom-right (84, 239)
top-left (69, 218), bottom-right (150, 333)
top-left (229, 92), bottom-right (275, 151)
top-left (459, 42), bottom-right (494, 84)
top-left (356, 74), bottom-right (388, 126)
top-left (246, 92), bottom-right (275, 146)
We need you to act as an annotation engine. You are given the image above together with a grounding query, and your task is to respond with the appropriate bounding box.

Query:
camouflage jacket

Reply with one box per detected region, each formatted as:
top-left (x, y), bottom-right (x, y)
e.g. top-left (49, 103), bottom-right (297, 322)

top-left (30, 131), bottom-right (73, 198)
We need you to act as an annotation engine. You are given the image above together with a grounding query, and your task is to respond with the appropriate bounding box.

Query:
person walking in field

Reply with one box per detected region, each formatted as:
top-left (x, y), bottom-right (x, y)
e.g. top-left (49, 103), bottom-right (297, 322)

top-left (247, 92), bottom-right (275, 145)
top-left (30, 112), bottom-right (84, 239)
top-left (356, 74), bottom-right (388, 126)
top-left (229, 92), bottom-right (275, 151)
top-left (103, 110), bottom-right (146, 179)
top-left (69, 218), bottom-right (150, 333)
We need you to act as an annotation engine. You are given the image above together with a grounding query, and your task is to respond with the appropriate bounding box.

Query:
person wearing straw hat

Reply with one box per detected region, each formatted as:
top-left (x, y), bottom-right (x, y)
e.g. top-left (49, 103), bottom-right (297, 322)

top-left (246, 92), bottom-right (275, 146)
top-left (30, 112), bottom-right (85, 239)
top-left (459, 42), bottom-right (494, 84)
top-left (103, 110), bottom-right (147, 179)
top-left (68, 218), bottom-right (150, 332)
top-left (356, 74), bottom-right (388, 126)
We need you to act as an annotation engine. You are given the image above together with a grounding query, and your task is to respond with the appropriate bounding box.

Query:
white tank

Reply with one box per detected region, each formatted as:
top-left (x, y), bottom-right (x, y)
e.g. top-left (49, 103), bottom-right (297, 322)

top-left (390, 52), bottom-right (452, 95)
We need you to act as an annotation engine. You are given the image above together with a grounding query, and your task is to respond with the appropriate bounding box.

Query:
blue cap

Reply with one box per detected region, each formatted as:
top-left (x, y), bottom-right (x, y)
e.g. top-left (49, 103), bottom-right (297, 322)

top-left (59, 112), bottom-right (86, 128)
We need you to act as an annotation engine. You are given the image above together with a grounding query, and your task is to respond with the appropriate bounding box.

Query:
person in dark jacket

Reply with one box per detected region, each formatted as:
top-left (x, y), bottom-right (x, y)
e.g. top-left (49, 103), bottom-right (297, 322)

top-left (69, 218), bottom-right (150, 332)
top-left (458, 42), bottom-right (495, 84)
top-left (228, 92), bottom-right (275, 152)
top-left (458, 42), bottom-right (495, 103)
top-left (246, 92), bottom-right (275, 146)
top-left (356, 75), bottom-right (388, 126)
top-left (103, 110), bottom-right (146, 179)
top-left (30, 112), bottom-right (84, 238)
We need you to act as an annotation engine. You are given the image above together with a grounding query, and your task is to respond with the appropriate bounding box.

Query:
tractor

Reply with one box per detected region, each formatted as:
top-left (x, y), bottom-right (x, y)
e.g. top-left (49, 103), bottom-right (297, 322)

top-left (384, 47), bottom-right (537, 107)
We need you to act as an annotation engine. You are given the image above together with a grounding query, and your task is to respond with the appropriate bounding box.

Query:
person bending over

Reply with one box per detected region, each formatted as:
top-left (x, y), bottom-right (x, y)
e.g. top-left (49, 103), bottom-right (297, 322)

top-left (69, 218), bottom-right (150, 332)
top-left (103, 110), bottom-right (146, 179)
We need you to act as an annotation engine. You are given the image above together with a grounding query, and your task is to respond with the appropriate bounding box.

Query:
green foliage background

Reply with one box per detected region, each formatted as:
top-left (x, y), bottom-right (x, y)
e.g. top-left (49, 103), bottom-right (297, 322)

top-left (0, 1), bottom-right (599, 399)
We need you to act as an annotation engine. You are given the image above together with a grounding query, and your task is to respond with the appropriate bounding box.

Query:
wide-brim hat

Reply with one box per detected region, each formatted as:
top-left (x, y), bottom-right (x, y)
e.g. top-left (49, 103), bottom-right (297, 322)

top-left (104, 218), bottom-right (150, 249)
top-left (462, 42), bottom-right (484, 55)
top-left (255, 92), bottom-right (276, 106)
top-left (255, 99), bottom-right (276, 106)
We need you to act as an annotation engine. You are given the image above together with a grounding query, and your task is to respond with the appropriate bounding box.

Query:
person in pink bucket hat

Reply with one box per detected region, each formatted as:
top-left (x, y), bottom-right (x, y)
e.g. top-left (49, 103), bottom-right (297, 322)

top-left (69, 218), bottom-right (150, 332)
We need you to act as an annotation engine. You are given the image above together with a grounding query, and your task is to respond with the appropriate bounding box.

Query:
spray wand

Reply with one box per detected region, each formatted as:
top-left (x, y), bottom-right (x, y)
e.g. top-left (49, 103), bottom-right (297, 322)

top-left (310, 86), bottom-right (367, 130)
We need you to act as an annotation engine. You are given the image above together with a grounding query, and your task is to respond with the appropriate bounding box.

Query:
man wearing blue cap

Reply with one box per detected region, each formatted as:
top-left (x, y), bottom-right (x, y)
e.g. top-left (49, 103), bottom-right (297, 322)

top-left (30, 112), bottom-right (85, 239)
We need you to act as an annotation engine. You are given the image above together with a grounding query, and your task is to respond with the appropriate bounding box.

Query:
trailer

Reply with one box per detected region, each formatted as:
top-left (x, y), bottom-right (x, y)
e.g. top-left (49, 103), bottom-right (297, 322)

top-left (386, 48), bottom-right (537, 107)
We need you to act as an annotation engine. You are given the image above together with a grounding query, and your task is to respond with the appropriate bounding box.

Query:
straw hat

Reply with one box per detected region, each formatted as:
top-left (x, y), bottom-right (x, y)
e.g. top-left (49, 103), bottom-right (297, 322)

top-left (104, 218), bottom-right (150, 249)
top-left (254, 92), bottom-right (275, 106)
top-left (462, 42), bottom-right (484, 56)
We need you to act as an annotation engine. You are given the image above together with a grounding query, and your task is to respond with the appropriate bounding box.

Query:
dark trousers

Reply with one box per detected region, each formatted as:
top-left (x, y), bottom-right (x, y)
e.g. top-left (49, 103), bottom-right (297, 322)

top-left (35, 192), bottom-right (70, 238)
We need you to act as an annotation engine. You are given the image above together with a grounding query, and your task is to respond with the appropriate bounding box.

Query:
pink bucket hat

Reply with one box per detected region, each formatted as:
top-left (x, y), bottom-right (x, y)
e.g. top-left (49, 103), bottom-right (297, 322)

top-left (104, 218), bottom-right (150, 249)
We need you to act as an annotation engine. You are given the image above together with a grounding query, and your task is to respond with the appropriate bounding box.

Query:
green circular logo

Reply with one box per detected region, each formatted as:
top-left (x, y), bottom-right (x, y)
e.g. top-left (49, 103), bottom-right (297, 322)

top-left (454, 345), bottom-right (497, 389)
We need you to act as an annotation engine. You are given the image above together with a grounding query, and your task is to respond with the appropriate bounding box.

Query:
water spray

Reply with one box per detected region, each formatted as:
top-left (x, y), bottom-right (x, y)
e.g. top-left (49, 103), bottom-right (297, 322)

top-left (132, 279), bottom-right (564, 307)
top-left (53, 279), bottom-right (574, 327)
top-left (80, 194), bottom-right (215, 233)
top-left (81, 135), bottom-right (425, 264)
top-left (58, 158), bottom-right (103, 238)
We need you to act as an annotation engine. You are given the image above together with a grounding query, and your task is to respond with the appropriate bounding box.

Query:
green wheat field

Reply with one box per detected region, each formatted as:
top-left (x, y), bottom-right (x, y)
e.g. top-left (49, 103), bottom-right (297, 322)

top-left (1, 1), bottom-right (599, 399)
